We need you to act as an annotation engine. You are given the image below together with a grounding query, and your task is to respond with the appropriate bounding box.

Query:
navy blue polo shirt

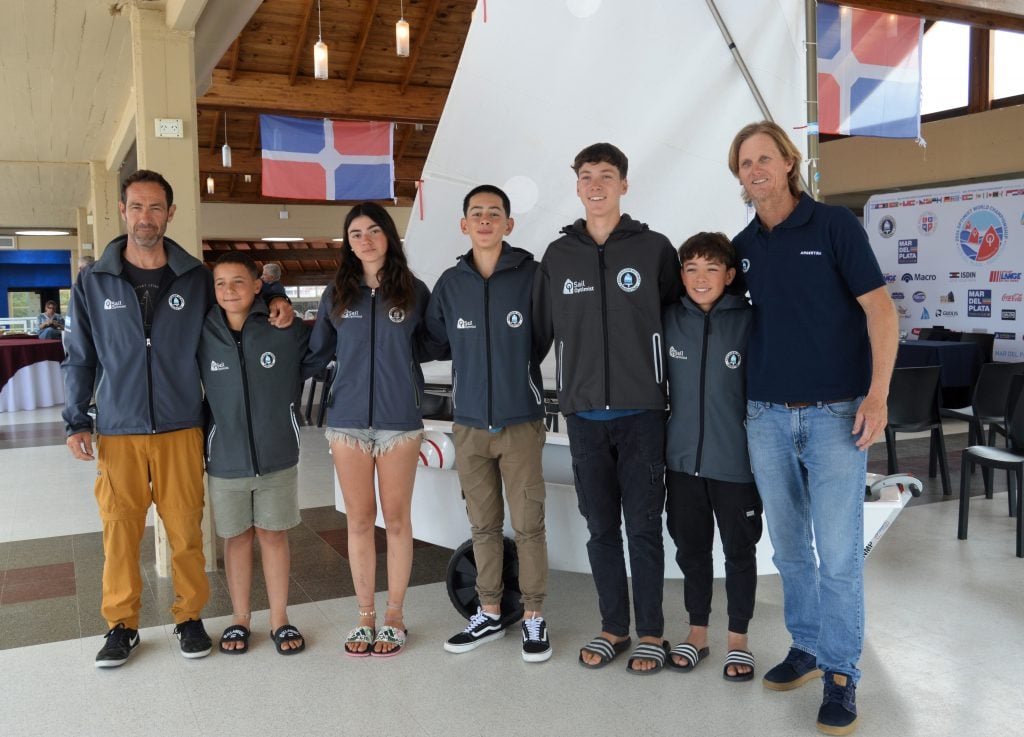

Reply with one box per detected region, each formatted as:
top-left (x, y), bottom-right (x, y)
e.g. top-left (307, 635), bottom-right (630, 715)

top-left (732, 193), bottom-right (884, 403)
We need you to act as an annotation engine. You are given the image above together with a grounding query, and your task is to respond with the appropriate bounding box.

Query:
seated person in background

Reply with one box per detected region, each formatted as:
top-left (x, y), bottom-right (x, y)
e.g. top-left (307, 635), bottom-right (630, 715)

top-left (38, 300), bottom-right (65, 339)
top-left (662, 232), bottom-right (761, 681)
top-left (199, 252), bottom-right (313, 656)
top-left (259, 262), bottom-right (288, 300)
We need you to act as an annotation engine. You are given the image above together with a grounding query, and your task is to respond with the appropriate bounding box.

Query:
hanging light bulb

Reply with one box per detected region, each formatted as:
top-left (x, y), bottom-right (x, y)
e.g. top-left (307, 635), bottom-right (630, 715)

top-left (206, 175), bottom-right (215, 195)
top-left (221, 114), bottom-right (232, 168)
top-left (244, 173), bottom-right (252, 183)
top-left (314, 0), bottom-right (329, 79)
top-left (396, 0), bottom-right (410, 57)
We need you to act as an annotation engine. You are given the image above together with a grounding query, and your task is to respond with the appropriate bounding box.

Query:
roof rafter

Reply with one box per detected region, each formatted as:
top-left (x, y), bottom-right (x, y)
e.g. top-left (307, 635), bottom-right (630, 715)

top-left (840, 0), bottom-right (1024, 32)
top-left (346, 0), bottom-right (380, 91)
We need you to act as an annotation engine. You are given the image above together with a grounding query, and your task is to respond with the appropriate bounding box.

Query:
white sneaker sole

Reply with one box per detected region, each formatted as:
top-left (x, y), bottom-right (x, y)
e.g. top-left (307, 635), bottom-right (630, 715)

top-left (522, 645), bottom-right (552, 663)
top-left (443, 628), bottom-right (505, 653)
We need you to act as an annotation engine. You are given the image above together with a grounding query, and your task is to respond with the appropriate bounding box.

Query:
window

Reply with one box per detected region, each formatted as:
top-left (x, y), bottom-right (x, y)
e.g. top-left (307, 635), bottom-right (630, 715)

top-left (993, 30), bottom-right (1024, 100)
top-left (920, 21), bottom-right (970, 114)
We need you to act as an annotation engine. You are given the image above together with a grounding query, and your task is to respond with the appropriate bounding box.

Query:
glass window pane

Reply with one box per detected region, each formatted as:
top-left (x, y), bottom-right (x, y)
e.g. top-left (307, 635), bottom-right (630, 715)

top-left (994, 30), bottom-right (1024, 100)
top-left (285, 286), bottom-right (299, 298)
top-left (921, 21), bottom-right (970, 114)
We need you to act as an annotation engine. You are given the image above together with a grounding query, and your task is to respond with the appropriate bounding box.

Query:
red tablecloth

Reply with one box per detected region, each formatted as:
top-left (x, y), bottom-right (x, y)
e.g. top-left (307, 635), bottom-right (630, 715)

top-left (0, 339), bottom-right (65, 392)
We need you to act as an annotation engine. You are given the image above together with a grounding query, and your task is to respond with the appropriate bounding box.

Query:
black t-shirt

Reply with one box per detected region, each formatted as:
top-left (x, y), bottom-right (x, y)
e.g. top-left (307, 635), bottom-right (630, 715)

top-left (122, 261), bottom-right (174, 336)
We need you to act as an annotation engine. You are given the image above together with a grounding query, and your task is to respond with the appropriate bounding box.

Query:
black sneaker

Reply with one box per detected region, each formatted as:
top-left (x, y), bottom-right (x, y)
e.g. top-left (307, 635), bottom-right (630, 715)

top-left (443, 608), bottom-right (506, 653)
top-left (521, 616), bottom-right (551, 663)
top-left (816, 672), bottom-right (858, 735)
top-left (173, 618), bottom-right (212, 659)
top-left (95, 623), bottom-right (140, 668)
top-left (763, 647), bottom-right (822, 691)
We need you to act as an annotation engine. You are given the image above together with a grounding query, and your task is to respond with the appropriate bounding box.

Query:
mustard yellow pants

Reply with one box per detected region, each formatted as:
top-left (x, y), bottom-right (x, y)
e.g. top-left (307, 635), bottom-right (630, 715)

top-left (94, 428), bottom-right (208, 629)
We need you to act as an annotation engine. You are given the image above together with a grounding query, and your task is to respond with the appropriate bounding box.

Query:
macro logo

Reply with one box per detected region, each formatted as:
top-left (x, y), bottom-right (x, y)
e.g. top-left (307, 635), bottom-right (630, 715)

top-left (989, 271), bottom-right (1022, 283)
top-left (918, 212), bottom-right (937, 235)
top-left (912, 291), bottom-right (926, 303)
top-left (967, 289), bottom-right (992, 318)
top-left (956, 205), bottom-right (1007, 263)
top-left (901, 273), bottom-right (936, 283)
top-left (994, 332), bottom-right (1016, 340)
top-left (890, 291), bottom-right (905, 301)
top-left (883, 273), bottom-right (897, 284)
top-left (948, 271), bottom-right (976, 282)
top-left (897, 239), bottom-right (918, 264)
top-left (1002, 310), bottom-right (1017, 320)
top-left (878, 215), bottom-right (896, 238)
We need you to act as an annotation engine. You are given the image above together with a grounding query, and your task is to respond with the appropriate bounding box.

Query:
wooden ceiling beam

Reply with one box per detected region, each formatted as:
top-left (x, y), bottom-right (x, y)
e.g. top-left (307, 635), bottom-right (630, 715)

top-left (399, 0), bottom-right (441, 95)
top-left (839, 1), bottom-right (1024, 32)
top-left (346, 0), bottom-right (380, 91)
top-left (199, 149), bottom-right (424, 181)
top-left (207, 111), bottom-right (221, 153)
top-left (203, 69), bottom-right (445, 123)
top-left (394, 124), bottom-right (414, 167)
top-left (227, 39), bottom-right (242, 82)
top-left (288, 0), bottom-right (317, 85)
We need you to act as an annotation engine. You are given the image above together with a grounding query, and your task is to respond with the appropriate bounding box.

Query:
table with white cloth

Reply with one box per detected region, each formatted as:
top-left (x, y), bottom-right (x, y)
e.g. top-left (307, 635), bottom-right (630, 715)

top-left (0, 338), bottom-right (65, 412)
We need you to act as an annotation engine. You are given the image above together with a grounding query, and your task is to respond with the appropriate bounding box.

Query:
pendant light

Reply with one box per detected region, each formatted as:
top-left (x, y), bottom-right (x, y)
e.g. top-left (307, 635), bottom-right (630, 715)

top-left (314, 0), bottom-right (329, 79)
top-left (396, 0), bottom-right (410, 57)
top-left (206, 175), bottom-right (215, 195)
top-left (221, 114), bottom-right (232, 168)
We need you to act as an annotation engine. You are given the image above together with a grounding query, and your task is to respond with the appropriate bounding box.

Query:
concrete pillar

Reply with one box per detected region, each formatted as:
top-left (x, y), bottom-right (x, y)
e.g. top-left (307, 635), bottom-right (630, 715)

top-left (126, 3), bottom-right (216, 577)
top-left (89, 161), bottom-right (122, 257)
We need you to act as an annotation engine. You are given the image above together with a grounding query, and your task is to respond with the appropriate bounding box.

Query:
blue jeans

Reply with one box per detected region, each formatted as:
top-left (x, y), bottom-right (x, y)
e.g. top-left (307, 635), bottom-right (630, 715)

top-left (566, 410), bottom-right (666, 639)
top-left (745, 398), bottom-right (866, 683)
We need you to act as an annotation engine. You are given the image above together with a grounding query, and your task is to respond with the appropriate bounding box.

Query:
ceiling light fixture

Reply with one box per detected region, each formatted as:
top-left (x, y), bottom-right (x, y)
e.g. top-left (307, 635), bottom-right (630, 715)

top-left (221, 114), bottom-right (232, 168)
top-left (261, 236), bottom-right (304, 242)
top-left (206, 175), bottom-right (215, 195)
top-left (396, 0), bottom-right (410, 57)
top-left (314, 0), bottom-right (329, 79)
top-left (244, 173), bottom-right (252, 183)
top-left (14, 229), bottom-right (71, 236)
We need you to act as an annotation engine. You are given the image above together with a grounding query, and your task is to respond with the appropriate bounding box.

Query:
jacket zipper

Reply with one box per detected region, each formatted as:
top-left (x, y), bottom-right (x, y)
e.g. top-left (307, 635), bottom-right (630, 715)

top-left (597, 245), bottom-right (611, 409)
top-left (236, 335), bottom-right (261, 476)
top-left (484, 278), bottom-right (493, 428)
top-left (145, 337), bottom-right (156, 432)
top-left (693, 311), bottom-right (711, 477)
top-left (368, 288), bottom-right (377, 427)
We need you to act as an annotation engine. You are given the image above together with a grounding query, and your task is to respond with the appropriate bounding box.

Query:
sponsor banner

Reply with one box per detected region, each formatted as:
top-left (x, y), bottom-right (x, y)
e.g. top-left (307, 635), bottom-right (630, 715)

top-left (867, 177), bottom-right (1024, 362)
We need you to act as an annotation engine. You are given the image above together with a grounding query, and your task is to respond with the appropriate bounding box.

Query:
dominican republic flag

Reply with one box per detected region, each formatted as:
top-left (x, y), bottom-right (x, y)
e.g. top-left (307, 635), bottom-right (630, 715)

top-left (260, 115), bottom-right (394, 200)
top-left (817, 3), bottom-right (923, 139)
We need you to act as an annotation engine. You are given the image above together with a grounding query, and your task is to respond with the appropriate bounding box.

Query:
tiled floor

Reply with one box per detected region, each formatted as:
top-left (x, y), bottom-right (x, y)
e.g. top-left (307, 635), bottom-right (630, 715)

top-left (2, 404), bottom-right (1023, 737)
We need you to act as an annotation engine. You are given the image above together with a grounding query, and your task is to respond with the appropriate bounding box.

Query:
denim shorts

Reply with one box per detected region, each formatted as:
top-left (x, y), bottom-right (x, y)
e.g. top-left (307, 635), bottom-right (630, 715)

top-left (325, 426), bottom-right (423, 456)
top-left (208, 465), bottom-right (300, 539)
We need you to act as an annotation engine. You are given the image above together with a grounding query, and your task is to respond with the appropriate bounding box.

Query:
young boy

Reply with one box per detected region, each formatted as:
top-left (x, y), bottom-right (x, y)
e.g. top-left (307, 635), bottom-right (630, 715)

top-left (662, 232), bottom-right (762, 681)
top-left (533, 143), bottom-right (682, 674)
top-left (199, 252), bottom-right (311, 656)
top-left (425, 185), bottom-right (552, 662)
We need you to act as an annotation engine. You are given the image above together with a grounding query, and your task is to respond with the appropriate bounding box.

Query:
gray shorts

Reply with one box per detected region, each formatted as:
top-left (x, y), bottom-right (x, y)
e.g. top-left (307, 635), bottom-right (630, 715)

top-left (208, 465), bottom-right (301, 539)
top-left (325, 426), bottom-right (423, 456)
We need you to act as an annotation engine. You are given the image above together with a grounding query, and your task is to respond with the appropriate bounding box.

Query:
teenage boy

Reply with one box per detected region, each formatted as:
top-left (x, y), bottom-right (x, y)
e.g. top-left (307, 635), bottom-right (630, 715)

top-left (533, 143), bottom-right (682, 674)
top-left (426, 185), bottom-right (552, 662)
top-left (199, 252), bottom-right (312, 656)
top-left (662, 232), bottom-right (762, 681)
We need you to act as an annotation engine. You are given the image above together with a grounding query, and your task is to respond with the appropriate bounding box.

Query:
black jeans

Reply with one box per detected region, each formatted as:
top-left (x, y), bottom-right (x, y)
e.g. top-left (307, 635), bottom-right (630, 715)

top-left (665, 470), bottom-right (762, 634)
top-left (566, 410), bottom-right (666, 639)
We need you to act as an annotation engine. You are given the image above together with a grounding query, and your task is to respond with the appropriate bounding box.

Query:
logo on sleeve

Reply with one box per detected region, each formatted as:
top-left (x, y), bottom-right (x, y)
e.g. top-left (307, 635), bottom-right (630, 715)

top-left (456, 318), bottom-right (476, 329)
top-left (168, 294), bottom-right (185, 311)
top-left (724, 351), bottom-right (742, 369)
top-left (388, 307), bottom-right (406, 323)
top-left (260, 352), bottom-right (276, 368)
top-left (506, 311), bottom-right (523, 328)
top-left (616, 268), bottom-right (641, 293)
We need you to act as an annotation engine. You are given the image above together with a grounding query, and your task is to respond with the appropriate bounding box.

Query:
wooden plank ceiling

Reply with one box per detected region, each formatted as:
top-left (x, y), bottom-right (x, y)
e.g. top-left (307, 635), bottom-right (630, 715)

top-left (196, 0), bottom-right (476, 207)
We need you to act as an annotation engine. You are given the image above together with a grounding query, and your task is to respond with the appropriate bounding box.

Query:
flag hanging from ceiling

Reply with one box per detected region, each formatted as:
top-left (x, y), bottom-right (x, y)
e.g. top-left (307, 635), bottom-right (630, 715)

top-left (816, 3), bottom-right (923, 139)
top-left (260, 115), bottom-right (394, 200)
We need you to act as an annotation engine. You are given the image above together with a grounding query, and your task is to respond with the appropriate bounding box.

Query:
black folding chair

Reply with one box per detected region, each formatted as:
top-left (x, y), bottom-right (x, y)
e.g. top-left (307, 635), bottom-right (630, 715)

top-left (958, 374), bottom-right (1024, 558)
top-left (959, 331), bottom-right (995, 364)
top-left (885, 366), bottom-right (951, 496)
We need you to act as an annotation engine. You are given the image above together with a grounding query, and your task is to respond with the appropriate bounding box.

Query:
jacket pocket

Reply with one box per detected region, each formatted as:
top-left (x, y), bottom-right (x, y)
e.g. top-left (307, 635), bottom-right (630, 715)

top-left (452, 370), bottom-right (458, 410)
top-left (651, 332), bottom-right (663, 384)
top-left (556, 340), bottom-right (564, 391)
top-left (205, 424), bottom-right (217, 463)
top-left (527, 364), bottom-right (542, 405)
top-left (289, 402), bottom-right (300, 447)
